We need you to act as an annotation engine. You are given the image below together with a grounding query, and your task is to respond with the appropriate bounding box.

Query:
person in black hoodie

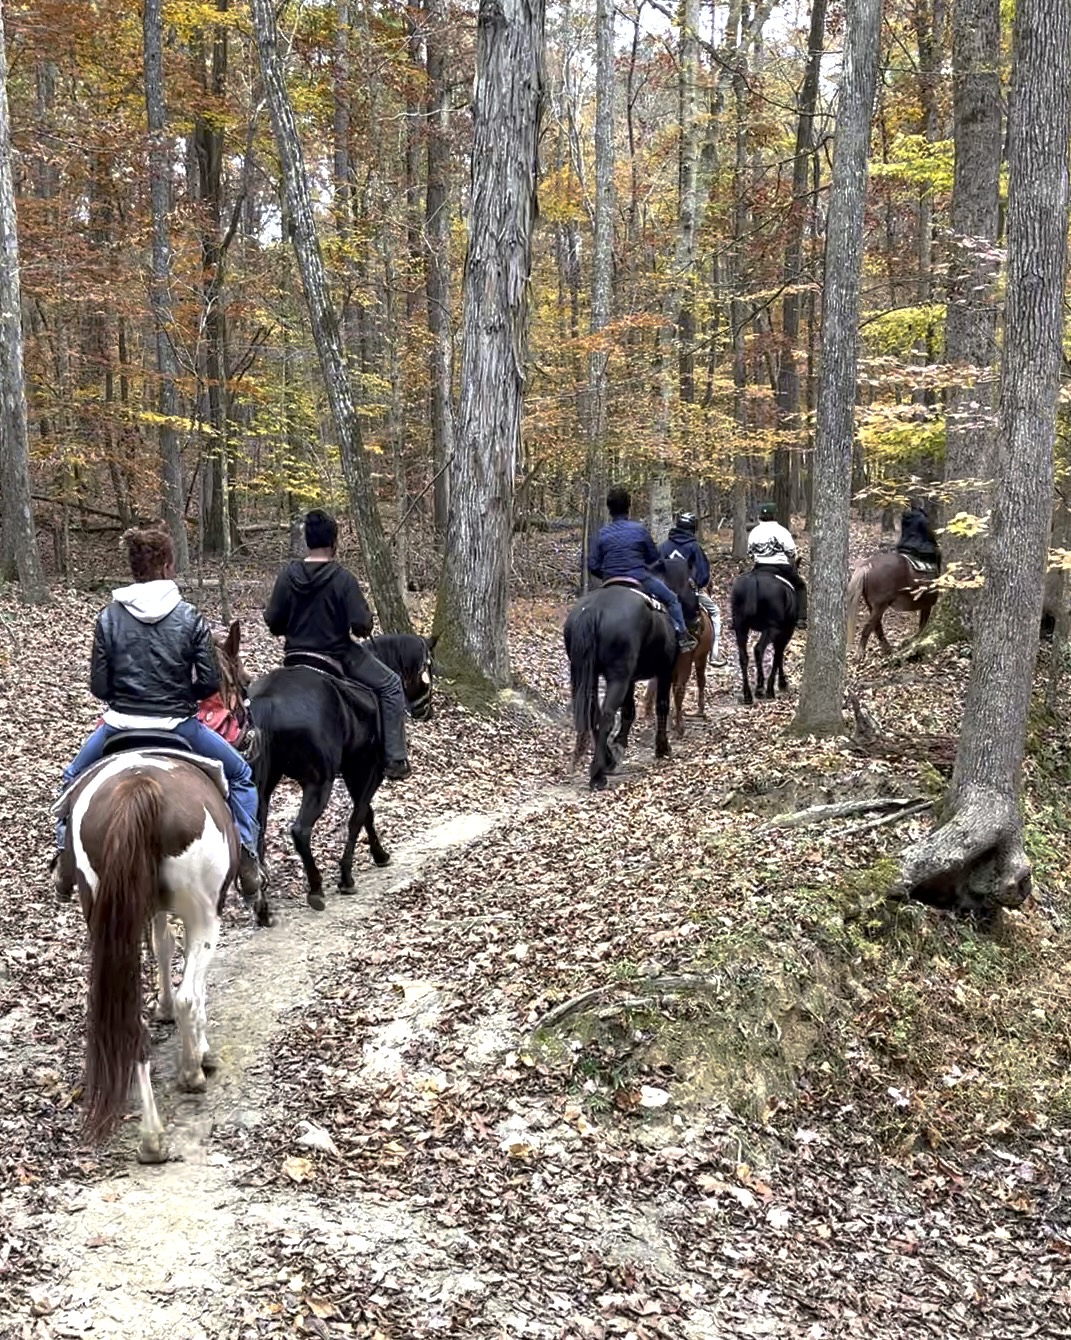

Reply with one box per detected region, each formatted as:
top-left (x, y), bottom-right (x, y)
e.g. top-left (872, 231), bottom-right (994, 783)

top-left (264, 510), bottom-right (410, 780)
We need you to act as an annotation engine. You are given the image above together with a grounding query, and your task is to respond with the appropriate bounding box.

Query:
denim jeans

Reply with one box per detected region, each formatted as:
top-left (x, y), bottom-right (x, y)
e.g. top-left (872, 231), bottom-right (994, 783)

top-left (56, 718), bottom-right (260, 852)
top-left (640, 575), bottom-right (686, 635)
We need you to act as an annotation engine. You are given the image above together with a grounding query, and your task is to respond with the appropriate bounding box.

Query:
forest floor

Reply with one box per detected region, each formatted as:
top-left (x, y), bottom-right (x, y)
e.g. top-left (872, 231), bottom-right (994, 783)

top-left (2, 537), bottom-right (1071, 1338)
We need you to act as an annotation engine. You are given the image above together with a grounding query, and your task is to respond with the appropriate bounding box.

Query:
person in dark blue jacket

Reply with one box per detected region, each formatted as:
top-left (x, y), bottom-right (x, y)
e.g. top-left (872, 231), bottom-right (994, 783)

top-left (660, 512), bottom-right (726, 666)
top-left (588, 487), bottom-right (695, 651)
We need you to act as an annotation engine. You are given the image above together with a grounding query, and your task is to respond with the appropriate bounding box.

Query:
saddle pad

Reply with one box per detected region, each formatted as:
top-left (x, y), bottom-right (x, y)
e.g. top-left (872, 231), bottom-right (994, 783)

top-left (902, 555), bottom-right (939, 575)
top-left (52, 749), bottom-right (229, 822)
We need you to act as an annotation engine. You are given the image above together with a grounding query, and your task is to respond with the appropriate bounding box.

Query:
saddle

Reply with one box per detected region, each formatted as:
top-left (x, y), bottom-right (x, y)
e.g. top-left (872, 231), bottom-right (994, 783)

top-left (755, 565), bottom-right (796, 593)
top-left (52, 732), bottom-right (229, 827)
top-left (284, 650), bottom-right (345, 677)
top-left (602, 576), bottom-right (666, 614)
top-left (900, 553), bottom-right (940, 576)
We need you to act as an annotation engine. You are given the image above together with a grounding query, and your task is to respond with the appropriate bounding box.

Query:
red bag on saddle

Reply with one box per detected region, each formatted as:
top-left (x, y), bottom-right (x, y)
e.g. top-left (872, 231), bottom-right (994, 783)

top-left (196, 693), bottom-right (243, 745)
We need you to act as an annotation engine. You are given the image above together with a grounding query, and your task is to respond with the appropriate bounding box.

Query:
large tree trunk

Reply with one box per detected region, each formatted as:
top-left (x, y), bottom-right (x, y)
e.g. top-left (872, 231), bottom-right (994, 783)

top-left (581, 0), bottom-right (614, 593)
top-left (898, 0), bottom-right (1071, 917)
top-left (424, 0), bottom-right (454, 536)
top-left (773, 0), bottom-right (826, 525)
top-left (250, 0), bottom-right (411, 632)
top-left (144, 0), bottom-right (189, 572)
top-left (791, 0), bottom-right (881, 735)
top-left (433, 0), bottom-right (545, 688)
top-left (936, 0), bottom-right (1002, 631)
top-left (0, 0), bottom-right (46, 600)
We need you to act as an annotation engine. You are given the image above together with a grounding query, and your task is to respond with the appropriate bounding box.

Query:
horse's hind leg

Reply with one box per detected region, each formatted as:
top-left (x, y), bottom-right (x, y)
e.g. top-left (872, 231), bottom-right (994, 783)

top-left (339, 764), bottom-right (381, 894)
top-left (694, 658), bottom-right (707, 718)
top-left (174, 911), bottom-right (220, 1092)
top-left (291, 779), bottom-right (334, 911)
top-left (754, 632), bottom-right (772, 697)
top-left (134, 1032), bottom-right (168, 1165)
top-left (654, 673), bottom-right (672, 758)
top-left (151, 911), bottom-right (176, 1024)
top-left (773, 634), bottom-right (792, 693)
top-left (737, 631), bottom-right (753, 706)
top-left (591, 678), bottom-right (628, 789)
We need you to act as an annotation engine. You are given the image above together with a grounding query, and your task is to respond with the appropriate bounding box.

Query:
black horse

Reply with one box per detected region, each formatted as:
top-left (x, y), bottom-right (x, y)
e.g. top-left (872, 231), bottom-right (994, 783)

top-left (730, 566), bottom-right (798, 705)
top-left (565, 557), bottom-right (696, 791)
top-left (246, 633), bottom-right (436, 912)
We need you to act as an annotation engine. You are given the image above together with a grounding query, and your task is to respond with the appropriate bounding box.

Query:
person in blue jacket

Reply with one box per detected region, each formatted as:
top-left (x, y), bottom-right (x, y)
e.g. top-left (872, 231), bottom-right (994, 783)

top-left (588, 487), bottom-right (695, 651)
top-left (660, 511), bottom-right (726, 667)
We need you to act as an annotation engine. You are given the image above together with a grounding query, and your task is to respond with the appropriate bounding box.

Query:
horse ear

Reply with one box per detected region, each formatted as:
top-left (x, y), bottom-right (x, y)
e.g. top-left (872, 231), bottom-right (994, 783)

top-left (425, 634), bottom-right (439, 654)
top-left (224, 620), bottom-right (240, 657)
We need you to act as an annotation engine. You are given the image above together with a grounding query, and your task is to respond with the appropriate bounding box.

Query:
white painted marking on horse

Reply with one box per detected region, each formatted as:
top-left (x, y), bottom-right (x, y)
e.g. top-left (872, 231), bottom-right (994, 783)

top-left (70, 754), bottom-right (178, 897)
top-left (159, 807), bottom-right (231, 906)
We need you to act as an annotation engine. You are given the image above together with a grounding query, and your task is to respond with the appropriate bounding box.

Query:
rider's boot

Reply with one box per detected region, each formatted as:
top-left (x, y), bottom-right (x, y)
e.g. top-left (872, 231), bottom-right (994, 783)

top-left (237, 846), bottom-right (264, 900)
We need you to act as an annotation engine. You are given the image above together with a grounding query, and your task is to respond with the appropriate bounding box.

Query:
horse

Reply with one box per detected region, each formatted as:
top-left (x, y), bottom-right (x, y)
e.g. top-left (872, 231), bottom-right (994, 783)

top-left (565, 557), bottom-right (697, 790)
top-left (237, 632), bottom-right (437, 912)
top-left (54, 738), bottom-right (236, 1165)
top-left (846, 551), bottom-right (939, 656)
top-left (642, 605), bottom-right (715, 735)
top-left (730, 565), bottom-right (798, 705)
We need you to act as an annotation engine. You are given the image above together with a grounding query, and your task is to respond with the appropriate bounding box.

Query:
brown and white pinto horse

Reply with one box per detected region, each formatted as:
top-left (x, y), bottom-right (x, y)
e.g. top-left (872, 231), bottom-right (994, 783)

top-left (56, 747), bottom-right (237, 1164)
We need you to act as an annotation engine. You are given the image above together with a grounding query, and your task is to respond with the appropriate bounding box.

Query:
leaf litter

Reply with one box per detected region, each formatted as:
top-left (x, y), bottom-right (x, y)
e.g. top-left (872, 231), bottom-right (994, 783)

top-left (1, 545), bottom-right (1070, 1337)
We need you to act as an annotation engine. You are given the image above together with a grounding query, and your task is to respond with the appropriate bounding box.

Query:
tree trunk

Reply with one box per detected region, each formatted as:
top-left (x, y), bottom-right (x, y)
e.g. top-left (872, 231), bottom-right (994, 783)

top-left (144, 0), bottom-right (189, 572)
top-left (898, 0), bottom-right (1071, 917)
top-left (424, 0), bottom-right (454, 536)
top-left (250, 0), bottom-right (411, 632)
top-left (791, 0), bottom-right (881, 735)
top-left (582, 0), bottom-right (614, 593)
top-left (433, 0), bottom-right (545, 689)
top-left (0, 0), bottom-right (47, 600)
top-left (938, 0), bottom-right (1002, 626)
top-left (773, 0), bottom-right (826, 526)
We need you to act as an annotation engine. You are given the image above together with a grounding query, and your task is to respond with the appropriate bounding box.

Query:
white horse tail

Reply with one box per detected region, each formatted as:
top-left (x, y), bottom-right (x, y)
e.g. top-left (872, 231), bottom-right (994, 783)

top-left (846, 561), bottom-right (869, 650)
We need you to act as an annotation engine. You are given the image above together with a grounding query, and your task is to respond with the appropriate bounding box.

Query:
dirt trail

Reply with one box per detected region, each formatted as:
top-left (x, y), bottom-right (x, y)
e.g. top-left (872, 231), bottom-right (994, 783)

top-left (7, 795), bottom-right (567, 1340)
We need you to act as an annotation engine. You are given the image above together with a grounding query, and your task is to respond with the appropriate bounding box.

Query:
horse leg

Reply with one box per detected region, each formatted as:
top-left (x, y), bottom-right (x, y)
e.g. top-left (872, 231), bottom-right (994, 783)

top-left (291, 778), bottom-right (334, 911)
top-left (151, 911), bottom-right (176, 1024)
top-left (694, 656), bottom-right (707, 719)
top-left (654, 673), bottom-right (672, 758)
top-left (737, 629), bottom-right (753, 706)
top-left (859, 607), bottom-right (880, 658)
top-left (773, 634), bottom-right (791, 693)
top-left (672, 658), bottom-right (689, 737)
top-left (592, 678), bottom-right (628, 790)
top-left (364, 807), bottom-right (390, 867)
top-left (134, 1030), bottom-right (168, 1165)
top-left (339, 765), bottom-right (380, 894)
top-left (174, 911), bottom-right (220, 1092)
top-left (875, 608), bottom-right (894, 654)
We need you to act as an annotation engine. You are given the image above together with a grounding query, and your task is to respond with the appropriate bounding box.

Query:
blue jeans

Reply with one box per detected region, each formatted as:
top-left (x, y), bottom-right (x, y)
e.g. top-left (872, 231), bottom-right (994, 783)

top-left (640, 575), bottom-right (686, 636)
top-left (56, 719), bottom-right (260, 853)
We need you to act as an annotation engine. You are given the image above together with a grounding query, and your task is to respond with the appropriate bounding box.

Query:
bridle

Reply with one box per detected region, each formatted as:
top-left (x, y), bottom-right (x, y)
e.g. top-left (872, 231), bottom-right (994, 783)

top-left (408, 654), bottom-right (434, 719)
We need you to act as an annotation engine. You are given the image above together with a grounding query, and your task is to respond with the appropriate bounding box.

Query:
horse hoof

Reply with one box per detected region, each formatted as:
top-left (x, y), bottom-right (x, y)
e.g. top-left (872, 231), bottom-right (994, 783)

top-left (656, 744), bottom-right (672, 759)
top-left (152, 1005), bottom-right (174, 1026)
top-left (371, 851), bottom-right (391, 868)
top-left (590, 775), bottom-right (609, 792)
top-left (179, 1067), bottom-right (207, 1094)
top-left (338, 883), bottom-right (358, 896)
top-left (307, 891), bottom-right (326, 912)
top-left (255, 902), bottom-right (275, 929)
top-left (201, 1051), bottom-right (219, 1074)
top-left (137, 1134), bottom-right (170, 1165)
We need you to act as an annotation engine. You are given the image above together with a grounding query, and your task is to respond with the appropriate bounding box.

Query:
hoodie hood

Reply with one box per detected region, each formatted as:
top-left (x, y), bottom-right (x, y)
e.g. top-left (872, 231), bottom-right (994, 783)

top-left (667, 526), bottom-right (696, 546)
top-left (111, 579), bottom-right (183, 624)
top-left (285, 559), bottom-right (342, 593)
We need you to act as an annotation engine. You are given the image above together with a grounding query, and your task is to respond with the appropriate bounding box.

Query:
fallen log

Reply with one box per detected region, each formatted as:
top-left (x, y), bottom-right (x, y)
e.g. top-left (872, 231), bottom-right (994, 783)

top-left (763, 797), bottom-right (921, 830)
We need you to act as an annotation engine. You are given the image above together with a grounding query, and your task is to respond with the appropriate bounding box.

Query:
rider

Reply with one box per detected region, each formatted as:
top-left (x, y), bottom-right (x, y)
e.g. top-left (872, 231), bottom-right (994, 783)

top-left (588, 487), bottom-right (696, 652)
top-left (660, 511), bottom-right (727, 667)
top-left (747, 501), bottom-right (808, 626)
top-left (51, 525), bottom-right (262, 899)
top-left (896, 499), bottom-right (942, 568)
top-left (264, 509), bottom-right (411, 781)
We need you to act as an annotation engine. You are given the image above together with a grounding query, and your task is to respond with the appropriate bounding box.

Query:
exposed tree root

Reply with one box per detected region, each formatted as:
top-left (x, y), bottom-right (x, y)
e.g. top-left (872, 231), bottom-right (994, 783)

top-left (533, 974), bottom-right (721, 1032)
top-left (763, 796), bottom-right (922, 830)
top-left (893, 786), bottom-right (1032, 918)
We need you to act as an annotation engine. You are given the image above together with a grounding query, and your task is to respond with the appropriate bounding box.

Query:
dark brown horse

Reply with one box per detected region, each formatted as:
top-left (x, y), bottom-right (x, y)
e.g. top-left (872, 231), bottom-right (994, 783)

top-left (846, 551), bottom-right (939, 656)
top-left (643, 606), bottom-right (714, 736)
top-left (55, 745), bottom-right (237, 1163)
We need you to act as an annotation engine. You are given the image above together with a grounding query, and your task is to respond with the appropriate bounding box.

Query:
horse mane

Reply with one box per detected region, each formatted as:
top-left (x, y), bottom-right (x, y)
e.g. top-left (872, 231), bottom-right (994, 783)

top-left (366, 633), bottom-right (429, 676)
top-left (84, 771), bottom-right (162, 1140)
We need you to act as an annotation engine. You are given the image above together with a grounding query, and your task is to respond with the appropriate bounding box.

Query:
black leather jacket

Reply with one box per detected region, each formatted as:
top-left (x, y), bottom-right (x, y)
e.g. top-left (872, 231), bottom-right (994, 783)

top-left (90, 595), bottom-right (219, 718)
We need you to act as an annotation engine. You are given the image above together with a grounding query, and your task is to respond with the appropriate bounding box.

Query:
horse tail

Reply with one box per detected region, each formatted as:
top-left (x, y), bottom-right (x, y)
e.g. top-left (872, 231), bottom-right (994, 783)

top-left (84, 772), bottom-right (162, 1142)
top-left (846, 562), bottom-right (869, 649)
top-left (568, 605), bottom-right (601, 737)
top-left (731, 571), bottom-right (758, 634)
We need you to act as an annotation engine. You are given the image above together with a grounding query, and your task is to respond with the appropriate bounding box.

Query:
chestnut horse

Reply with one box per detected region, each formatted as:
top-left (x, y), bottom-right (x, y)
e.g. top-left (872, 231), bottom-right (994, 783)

top-left (55, 742), bottom-right (237, 1164)
top-left (642, 607), bottom-right (715, 735)
top-left (846, 551), bottom-right (939, 656)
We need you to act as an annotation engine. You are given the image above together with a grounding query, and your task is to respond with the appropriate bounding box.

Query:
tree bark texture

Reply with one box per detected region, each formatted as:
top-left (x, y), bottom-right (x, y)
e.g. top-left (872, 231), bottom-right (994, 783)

top-left (940, 0), bottom-right (1001, 591)
top-left (792, 0), bottom-right (881, 735)
top-left (433, 0), bottom-right (545, 688)
top-left (899, 0), bottom-right (1071, 915)
top-left (582, 0), bottom-right (614, 591)
top-left (0, 0), bottom-right (47, 600)
top-left (143, 0), bottom-right (189, 573)
top-left (424, 0), bottom-right (455, 536)
top-left (250, 0), bottom-right (411, 633)
top-left (773, 0), bottom-right (826, 527)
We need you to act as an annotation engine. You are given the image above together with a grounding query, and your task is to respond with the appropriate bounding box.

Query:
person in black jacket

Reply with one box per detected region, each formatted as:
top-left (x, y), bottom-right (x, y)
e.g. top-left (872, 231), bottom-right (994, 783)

top-left (896, 500), bottom-right (941, 567)
top-left (263, 510), bottom-right (410, 780)
top-left (53, 525), bottom-right (262, 898)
